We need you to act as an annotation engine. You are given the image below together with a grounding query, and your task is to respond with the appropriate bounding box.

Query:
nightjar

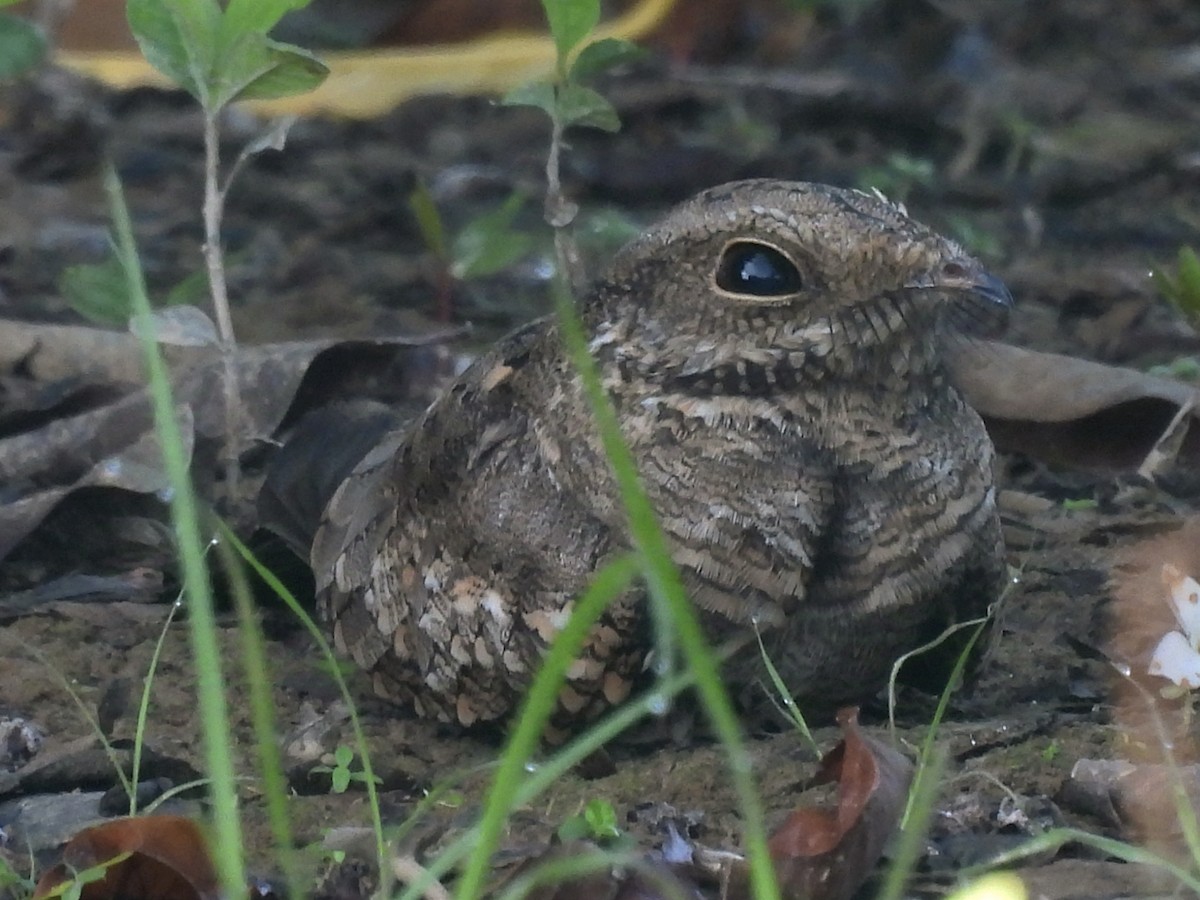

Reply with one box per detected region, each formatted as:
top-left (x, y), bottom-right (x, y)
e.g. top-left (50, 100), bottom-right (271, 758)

top-left (262, 179), bottom-right (1011, 733)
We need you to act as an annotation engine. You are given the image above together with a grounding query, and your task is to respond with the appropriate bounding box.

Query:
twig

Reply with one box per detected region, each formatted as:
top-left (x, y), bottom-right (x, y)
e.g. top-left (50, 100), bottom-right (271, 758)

top-left (391, 855), bottom-right (453, 900)
top-left (543, 106), bottom-right (585, 291)
top-left (201, 109), bottom-right (243, 498)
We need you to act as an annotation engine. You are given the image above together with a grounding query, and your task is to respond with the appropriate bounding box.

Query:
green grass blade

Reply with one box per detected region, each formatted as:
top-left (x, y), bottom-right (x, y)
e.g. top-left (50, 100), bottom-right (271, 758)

top-left (105, 161), bottom-right (246, 899)
top-left (220, 523), bottom-right (389, 885)
top-left (216, 535), bottom-right (300, 897)
top-left (129, 596), bottom-right (182, 814)
top-left (552, 279), bottom-right (780, 900)
top-left (876, 745), bottom-right (945, 900)
top-left (452, 552), bottom-right (640, 900)
top-left (753, 624), bottom-right (819, 757)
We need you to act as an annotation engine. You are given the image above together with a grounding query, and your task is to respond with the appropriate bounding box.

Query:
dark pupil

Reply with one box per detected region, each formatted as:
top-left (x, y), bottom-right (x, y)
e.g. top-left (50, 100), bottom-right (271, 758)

top-left (716, 243), bottom-right (803, 296)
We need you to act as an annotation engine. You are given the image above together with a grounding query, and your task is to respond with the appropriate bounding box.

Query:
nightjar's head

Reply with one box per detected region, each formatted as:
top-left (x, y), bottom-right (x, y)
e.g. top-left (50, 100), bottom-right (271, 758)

top-left (587, 179), bottom-right (1011, 392)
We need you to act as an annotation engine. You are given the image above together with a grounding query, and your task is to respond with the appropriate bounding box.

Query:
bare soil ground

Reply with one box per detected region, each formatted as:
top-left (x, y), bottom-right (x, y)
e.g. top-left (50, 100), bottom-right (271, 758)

top-left (3, 1), bottom-right (1200, 897)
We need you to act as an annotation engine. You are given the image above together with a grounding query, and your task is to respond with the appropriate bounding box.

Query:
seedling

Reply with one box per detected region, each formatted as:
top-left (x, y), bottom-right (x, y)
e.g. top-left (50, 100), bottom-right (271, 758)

top-left (407, 179), bottom-right (539, 320)
top-left (556, 798), bottom-right (626, 845)
top-left (501, 0), bottom-right (642, 286)
top-left (1153, 245), bottom-right (1200, 327)
top-left (311, 745), bottom-right (380, 794)
top-left (42, 858), bottom-right (124, 900)
top-left (1148, 357), bottom-right (1200, 381)
top-left (126, 0), bottom-right (327, 346)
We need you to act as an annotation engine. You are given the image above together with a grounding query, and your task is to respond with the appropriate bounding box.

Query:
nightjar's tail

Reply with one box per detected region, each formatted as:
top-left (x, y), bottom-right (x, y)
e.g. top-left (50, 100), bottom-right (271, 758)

top-left (258, 401), bottom-right (407, 559)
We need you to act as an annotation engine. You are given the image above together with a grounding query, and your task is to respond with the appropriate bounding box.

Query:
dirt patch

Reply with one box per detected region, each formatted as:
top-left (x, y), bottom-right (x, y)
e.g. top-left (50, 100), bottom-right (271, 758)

top-left (3, 0), bottom-right (1200, 896)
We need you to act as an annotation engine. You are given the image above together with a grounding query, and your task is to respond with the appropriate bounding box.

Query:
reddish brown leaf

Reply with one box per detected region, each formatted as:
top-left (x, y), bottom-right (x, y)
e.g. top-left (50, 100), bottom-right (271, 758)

top-left (766, 707), bottom-right (913, 900)
top-left (32, 815), bottom-right (220, 900)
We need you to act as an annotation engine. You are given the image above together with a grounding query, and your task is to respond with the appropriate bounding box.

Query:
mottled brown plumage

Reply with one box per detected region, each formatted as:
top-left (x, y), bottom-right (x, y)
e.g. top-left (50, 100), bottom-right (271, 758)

top-left (293, 179), bottom-right (1009, 730)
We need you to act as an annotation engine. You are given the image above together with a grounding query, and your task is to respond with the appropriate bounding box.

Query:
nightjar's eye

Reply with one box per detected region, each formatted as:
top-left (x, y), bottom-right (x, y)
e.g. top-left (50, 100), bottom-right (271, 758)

top-left (715, 241), bottom-right (804, 297)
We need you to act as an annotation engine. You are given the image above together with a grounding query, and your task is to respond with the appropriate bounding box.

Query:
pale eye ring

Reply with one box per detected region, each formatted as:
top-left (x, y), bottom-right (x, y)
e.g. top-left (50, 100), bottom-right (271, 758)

top-left (715, 240), bottom-right (804, 297)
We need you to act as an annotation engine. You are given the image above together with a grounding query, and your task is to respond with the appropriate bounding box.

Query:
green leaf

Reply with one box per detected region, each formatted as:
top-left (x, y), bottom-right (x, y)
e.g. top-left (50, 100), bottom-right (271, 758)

top-left (540, 0), bottom-right (599, 67)
top-left (215, 35), bottom-right (327, 105)
top-left (60, 255), bottom-right (135, 326)
top-left (0, 13), bottom-right (46, 80)
top-left (556, 82), bottom-right (620, 132)
top-left (407, 179), bottom-right (448, 262)
top-left (334, 745), bottom-right (354, 767)
top-left (451, 193), bottom-right (536, 280)
top-left (583, 798), bottom-right (619, 839)
top-left (576, 207), bottom-right (643, 256)
top-left (127, 0), bottom-right (221, 102)
top-left (555, 813), bottom-right (591, 843)
top-left (163, 267), bottom-right (212, 307)
top-left (222, 0), bottom-right (312, 36)
top-left (568, 37), bottom-right (643, 82)
top-left (501, 81), bottom-right (556, 118)
top-left (1178, 246), bottom-right (1200, 306)
top-left (331, 766), bottom-right (351, 793)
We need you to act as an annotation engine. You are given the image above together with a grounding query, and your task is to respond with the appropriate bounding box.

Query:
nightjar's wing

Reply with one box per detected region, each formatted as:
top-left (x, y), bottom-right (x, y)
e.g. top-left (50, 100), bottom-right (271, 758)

top-left (311, 323), bottom-right (644, 728)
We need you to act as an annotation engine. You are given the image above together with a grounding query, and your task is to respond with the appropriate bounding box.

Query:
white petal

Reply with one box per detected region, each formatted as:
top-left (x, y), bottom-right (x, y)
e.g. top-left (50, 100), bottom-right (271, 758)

top-left (1161, 564), bottom-right (1200, 648)
top-left (1149, 630), bottom-right (1200, 688)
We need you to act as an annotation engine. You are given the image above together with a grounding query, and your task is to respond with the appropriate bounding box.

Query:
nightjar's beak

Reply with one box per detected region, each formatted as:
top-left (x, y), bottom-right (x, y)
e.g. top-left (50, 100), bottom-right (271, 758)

top-left (906, 263), bottom-right (1013, 308)
top-left (966, 271), bottom-right (1014, 308)
top-left (903, 262), bottom-right (1012, 337)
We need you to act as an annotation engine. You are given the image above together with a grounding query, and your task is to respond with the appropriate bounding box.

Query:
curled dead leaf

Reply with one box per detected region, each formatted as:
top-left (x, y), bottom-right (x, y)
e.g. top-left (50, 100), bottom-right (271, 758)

top-left (948, 341), bottom-right (1200, 471)
top-left (32, 815), bottom-right (220, 900)
top-left (0, 321), bottom-right (458, 563)
top-left (764, 707), bottom-right (913, 900)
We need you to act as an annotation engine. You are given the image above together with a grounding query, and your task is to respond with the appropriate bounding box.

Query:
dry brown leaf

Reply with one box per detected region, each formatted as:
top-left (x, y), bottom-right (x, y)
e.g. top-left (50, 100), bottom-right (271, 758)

top-left (763, 707), bottom-right (913, 900)
top-left (949, 340), bottom-right (1200, 471)
top-left (0, 326), bottom-right (456, 562)
top-left (0, 321), bottom-right (209, 388)
top-left (32, 815), bottom-right (220, 900)
top-left (0, 404), bottom-right (194, 561)
top-left (0, 569), bottom-right (161, 621)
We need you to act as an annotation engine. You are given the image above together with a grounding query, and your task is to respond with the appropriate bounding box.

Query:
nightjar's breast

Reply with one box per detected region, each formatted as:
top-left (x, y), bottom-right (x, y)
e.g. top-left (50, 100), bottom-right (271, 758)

top-left (617, 370), bottom-right (1003, 714)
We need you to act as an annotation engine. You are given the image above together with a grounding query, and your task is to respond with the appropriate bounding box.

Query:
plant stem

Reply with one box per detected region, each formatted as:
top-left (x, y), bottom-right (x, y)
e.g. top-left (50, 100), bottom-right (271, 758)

top-left (544, 106), bottom-right (584, 291)
top-left (201, 108), bottom-right (242, 498)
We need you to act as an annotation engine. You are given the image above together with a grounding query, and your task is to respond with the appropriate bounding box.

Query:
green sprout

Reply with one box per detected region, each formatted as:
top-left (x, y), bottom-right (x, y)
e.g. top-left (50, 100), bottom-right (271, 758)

top-left (1153, 246), bottom-right (1200, 328)
top-left (311, 744), bottom-right (381, 794)
top-left (556, 798), bottom-right (626, 845)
